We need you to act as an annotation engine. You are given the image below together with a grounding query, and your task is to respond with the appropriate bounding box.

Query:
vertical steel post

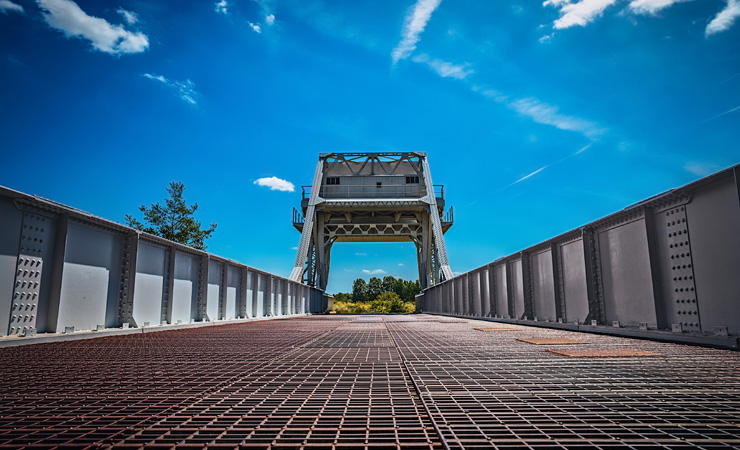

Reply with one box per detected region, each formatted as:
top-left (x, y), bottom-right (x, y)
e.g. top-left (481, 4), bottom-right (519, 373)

top-left (488, 264), bottom-right (497, 317)
top-left (239, 267), bottom-right (248, 319)
top-left (644, 208), bottom-right (667, 330)
top-left (505, 260), bottom-right (514, 319)
top-left (162, 247), bottom-right (176, 325)
top-left (118, 231), bottom-right (139, 327)
top-left (582, 228), bottom-right (605, 324)
top-left (45, 212), bottom-right (68, 333)
top-left (551, 243), bottom-right (564, 321)
top-left (196, 255), bottom-right (209, 321)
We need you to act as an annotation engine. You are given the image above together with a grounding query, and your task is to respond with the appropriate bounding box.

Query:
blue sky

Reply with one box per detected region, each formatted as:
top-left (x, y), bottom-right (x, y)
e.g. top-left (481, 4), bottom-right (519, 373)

top-left (1, 0), bottom-right (738, 293)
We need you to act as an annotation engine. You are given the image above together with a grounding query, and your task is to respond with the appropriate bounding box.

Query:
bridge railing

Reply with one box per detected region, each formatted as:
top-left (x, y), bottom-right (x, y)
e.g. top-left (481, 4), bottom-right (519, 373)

top-left (0, 186), bottom-right (327, 338)
top-left (420, 164), bottom-right (740, 346)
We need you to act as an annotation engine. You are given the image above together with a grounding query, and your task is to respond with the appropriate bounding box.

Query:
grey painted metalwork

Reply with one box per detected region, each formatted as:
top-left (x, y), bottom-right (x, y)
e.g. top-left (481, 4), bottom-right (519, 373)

top-left (0, 186), bottom-right (325, 338)
top-left (289, 152), bottom-right (453, 290)
top-left (420, 164), bottom-right (740, 346)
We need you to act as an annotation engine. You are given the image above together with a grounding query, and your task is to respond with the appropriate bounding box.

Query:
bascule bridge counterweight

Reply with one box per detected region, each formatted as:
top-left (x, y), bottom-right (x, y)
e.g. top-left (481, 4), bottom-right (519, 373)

top-left (289, 152), bottom-right (453, 290)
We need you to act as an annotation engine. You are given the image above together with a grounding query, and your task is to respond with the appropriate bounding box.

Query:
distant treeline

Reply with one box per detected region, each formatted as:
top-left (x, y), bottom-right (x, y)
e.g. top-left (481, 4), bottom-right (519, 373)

top-left (333, 276), bottom-right (421, 303)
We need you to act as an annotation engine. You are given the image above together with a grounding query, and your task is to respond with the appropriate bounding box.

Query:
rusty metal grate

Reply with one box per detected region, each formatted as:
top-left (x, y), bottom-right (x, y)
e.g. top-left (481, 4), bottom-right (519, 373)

top-left (1, 314), bottom-right (739, 449)
top-left (517, 338), bottom-right (589, 345)
top-left (547, 348), bottom-right (663, 357)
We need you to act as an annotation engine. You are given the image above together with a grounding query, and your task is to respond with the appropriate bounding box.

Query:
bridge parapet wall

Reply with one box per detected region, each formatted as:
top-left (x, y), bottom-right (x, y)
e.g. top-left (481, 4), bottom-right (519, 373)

top-left (0, 187), bottom-right (326, 338)
top-left (420, 165), bottom-right (740, 346)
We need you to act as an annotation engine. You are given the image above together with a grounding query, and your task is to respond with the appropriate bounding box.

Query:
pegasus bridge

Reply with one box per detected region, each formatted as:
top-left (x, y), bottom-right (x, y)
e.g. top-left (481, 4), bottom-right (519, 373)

top-left (1, 153), bottom-right (739, 449)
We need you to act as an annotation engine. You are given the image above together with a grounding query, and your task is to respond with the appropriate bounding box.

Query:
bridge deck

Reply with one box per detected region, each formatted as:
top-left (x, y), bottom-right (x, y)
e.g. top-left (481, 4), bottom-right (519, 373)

top-left (1, 315), bottom-right (739, 449)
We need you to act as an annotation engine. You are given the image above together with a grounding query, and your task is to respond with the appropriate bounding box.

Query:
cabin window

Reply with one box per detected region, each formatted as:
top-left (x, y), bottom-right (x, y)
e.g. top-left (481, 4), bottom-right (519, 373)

top-left (405, 176), bottom-right (420, 184)
top-left (326, 177), bottom-right (340, 185)
top-left (376, 182), bottom-right (382, 188)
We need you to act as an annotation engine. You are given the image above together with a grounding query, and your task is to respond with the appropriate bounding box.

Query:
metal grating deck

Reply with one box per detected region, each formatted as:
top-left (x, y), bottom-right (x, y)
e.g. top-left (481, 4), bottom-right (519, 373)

top-left (1, 315), bottom-right (739, 449)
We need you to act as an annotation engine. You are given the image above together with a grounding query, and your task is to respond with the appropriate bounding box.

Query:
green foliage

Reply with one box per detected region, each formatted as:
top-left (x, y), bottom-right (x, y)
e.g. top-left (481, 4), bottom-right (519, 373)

top-left (367, 277), bottom-right (383, 299)
top-left (333, 292), bottom-right (353, 303)
top-left (125, 181), bottom-right (217, 251)
top-left (333, 276), bottom-right (420, 314)
top-left (351, 278), bottom-right (368, 303)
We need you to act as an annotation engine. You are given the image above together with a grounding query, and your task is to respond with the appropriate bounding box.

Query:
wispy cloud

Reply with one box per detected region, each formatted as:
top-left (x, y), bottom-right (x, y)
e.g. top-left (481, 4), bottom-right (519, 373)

top-left (706, 0), bottom-right (740, 36)
top-left (508, 98), bottom-right (604, 137)
top-left (701, 105), bottom-right (740, 122)
top-left (513, 166), bottom-right (548, 184)
top-left (391, 0), bottom-right (443, 64)
top-left (291, 246), bottom-right (299, 250)
top-left (544, 0), bottom-right (619, 29)
top-left (398, 263), bottom-right (404, 266)
top-left (362, 269), bottom-right (387, 275)
top-left (143, 73), bottom-right (199, 106)
top-left (37, 0), bottom-right (148, 54)
top-left (254, 176), bottom-right (295, 192)
top-left (266, 14), bottom-right (275, 25)
top-left (248, 21), bottom-right (262, 33)
top-left (628, 0), bottom-right (691, 15)
top-left (684, 162), bottom-right (720, 177)
top-left (412, 53), bottom-right (473, 79)
top-left (117, 8), bottom-right (138, 24)
top-left (355, 252), bottom-right (368, 256)
top-left (500, 143), bottom-right (592, 189)
top-left (0, 1), bottom-right (23, 13)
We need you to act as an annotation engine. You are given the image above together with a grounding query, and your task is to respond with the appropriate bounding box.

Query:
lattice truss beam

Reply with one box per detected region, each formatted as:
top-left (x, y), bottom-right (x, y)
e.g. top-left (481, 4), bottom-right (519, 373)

top-left (289, 152), bottom-right (453, 290)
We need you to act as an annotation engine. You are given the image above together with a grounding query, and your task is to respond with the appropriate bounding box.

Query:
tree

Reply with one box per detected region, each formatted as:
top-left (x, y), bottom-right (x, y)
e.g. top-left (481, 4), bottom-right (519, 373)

top-left (402, 280), bottom-right (421, 302)
top-left (382, 275), bottom-right (396, 293)
top-left (368, 277), bottom-right (383, 300)
top-left (125, 181), bottom-right (217, 251)
top-left (352, 279), bottom-right (368, 303)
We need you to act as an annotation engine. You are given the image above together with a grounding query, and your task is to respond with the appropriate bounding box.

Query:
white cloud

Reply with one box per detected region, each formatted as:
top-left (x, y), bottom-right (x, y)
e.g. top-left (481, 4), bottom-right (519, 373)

top-left (117, 8), bottom-right (138, 24)
top-left (544, 0), bottom-right (619, 29)
top-left (508, 97), bottom-right (604, 137)
top-left (706, 0), bottom-right (740, 36)
top-left (37, 0), bottom-right (148, 54)
top-left (143, 73), bottom-right (199, 106)
top-left (215, 0), bottom-right (227, 14)
top-left (291, 246), bottom-right (298, 250)
top-left (628, 0), bottom-right (691, 15)
top-left (398, 263), bottom-right (404, 266)
top-left (702, 104), bottom-right (740, 122)
top-left (539, 33), bottom-right (555, 43)
top-left (248, 21), bottom-right (262, 33)
top-left (412, 53), bottom-right (473, 80)
top-left (684, 162), bottom-right (720, 177)
top-left (266, 13), bottom-right (275, 25)
top-left (0, 1), bottom-right (23, 13)
top-left (254, 176), bottom-right (295, 192)
top-left (391, 0), bottom-right (443, 64)
top-left (362, 269), bottom-right (387, 275)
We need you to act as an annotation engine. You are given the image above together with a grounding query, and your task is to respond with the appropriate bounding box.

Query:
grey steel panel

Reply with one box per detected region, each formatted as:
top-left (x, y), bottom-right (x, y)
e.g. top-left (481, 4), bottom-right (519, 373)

top-left (226, 266), bottom-right (239, 319)
top-left (57, 222), bottom-right (122, 332)
top-left (172, 251), bottom-right (198, 323)
top-left (599, 219), bottom-right (657, 326)
top-left (560, 239), bottom-right (589, 323)
top-left (494, 264), bottom-right (508, 318)
top-left (206, 260), bottom-right (221, 321)
top-left (511, 259), bottom-right (525, 319)
top-left (687, 177), bottom-right (740, 333)
top-left (531, 249), bottom-right (556, 321)
top-left (132, 242), bottom-right (165, 327)
top-left (0, 199), bottom-right (23, 336)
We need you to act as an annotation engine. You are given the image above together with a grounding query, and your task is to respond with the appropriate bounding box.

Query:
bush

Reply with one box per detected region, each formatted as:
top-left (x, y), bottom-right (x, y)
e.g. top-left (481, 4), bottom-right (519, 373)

top-left (332, 292), bottom-right (415, 314)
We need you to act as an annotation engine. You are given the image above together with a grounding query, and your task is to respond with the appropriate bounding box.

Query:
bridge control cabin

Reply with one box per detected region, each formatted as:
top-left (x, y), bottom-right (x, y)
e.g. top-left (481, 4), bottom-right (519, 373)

top-left (289, 152), bottom-right (453, 290)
